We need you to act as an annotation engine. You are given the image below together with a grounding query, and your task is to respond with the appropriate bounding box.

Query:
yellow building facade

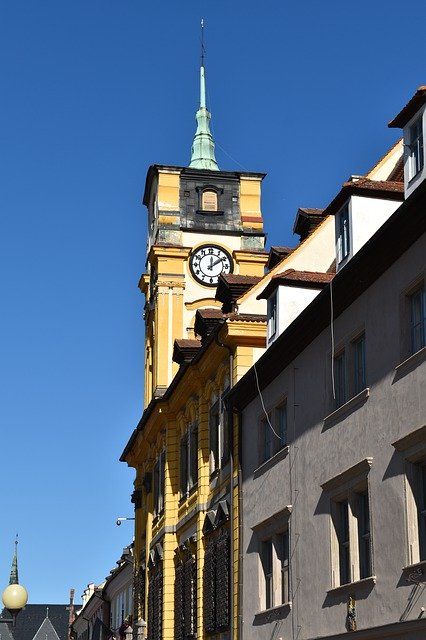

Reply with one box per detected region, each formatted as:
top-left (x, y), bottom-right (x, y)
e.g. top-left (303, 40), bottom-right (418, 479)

top-left (121, 57), bottom-right (269, 640)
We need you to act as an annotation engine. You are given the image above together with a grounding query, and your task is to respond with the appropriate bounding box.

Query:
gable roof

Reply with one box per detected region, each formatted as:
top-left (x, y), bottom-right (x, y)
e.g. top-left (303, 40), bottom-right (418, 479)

top-left (1, 605), bottom-right (70, 640)
top-left (266, 246), bottom-right (294, 271)
top-left (389, 86), bottom-right (426, 128)
top-left (293, 208), bottom-right (326, 241)
top-left (215, 274), bottom-right (262, 313)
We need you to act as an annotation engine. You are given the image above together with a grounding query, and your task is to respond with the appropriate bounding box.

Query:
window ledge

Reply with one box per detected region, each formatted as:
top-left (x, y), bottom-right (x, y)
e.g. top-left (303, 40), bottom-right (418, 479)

top-left (402, 560), bottom-right (426, 580)
top-left (323, 388), bottom-right (370, 428)
top-left (327, 575), bottom-right (376, 596)
top-left (254, 446), bottom-right (289, 479)
top-left (395, 346), bottom-right (426, 378)
top-left (254, 602), bottom-right (292, 623)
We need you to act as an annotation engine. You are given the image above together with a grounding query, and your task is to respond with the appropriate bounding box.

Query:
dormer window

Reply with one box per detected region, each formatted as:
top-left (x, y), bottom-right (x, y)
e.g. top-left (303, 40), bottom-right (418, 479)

top-left (267, 292), bottom-right (277, 342)
top-left (202, 190), bottom-right (218, 211)
top-left (409, 116), bottom-right (424, 181)
top-left (337, 204), bottom-right (350, 263)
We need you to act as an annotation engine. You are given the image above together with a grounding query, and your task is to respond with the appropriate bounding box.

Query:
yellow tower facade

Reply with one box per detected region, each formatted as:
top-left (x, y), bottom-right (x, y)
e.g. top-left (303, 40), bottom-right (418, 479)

top-left (121, 53), bottom-right (269, 640)
top-left (140, 164), bottom-right (266, 407)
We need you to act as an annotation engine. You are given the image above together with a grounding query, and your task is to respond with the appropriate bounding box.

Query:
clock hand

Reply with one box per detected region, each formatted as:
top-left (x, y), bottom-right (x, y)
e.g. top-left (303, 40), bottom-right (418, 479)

top-left (208, 256), bottom-right (225, 269)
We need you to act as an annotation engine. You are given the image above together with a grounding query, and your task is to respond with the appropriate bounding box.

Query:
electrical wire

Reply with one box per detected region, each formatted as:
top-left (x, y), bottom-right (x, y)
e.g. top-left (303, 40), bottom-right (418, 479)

top-left (253, 361), bottom-right (285, 441)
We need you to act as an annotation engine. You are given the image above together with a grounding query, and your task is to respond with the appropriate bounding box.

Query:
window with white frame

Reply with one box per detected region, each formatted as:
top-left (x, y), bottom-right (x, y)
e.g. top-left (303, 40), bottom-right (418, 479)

top-left (332, 332), bottom-right (367, 411)
top-left (209, 392), bottom-right (230, 475)
top-left (392, 425), bottom-right (426, 566)
top-left (334, 350), bottom-right (347, 408)
top-left (321, 458), bottom-right (373, 589)
top-left (276, 402), bottom-right (288, 450)
top-left (180, 423), bottom-right (198, 497)
top-left (409, 285), bottom-right (426, 355)
top-left (260, 532), bottom-right (290, 610)
top-left (267, 291), bottom-right (277, 341)
top-left (408, 116), bottom-right (424, 181)
top-left (352, 333), bottom-right (366, 395)
top-left (253, 508), bottom-right (291, 612)
top-left (153, 450), bottom-right (165, 517)
top-left (259, 402), bottom-right (288, 465)
top-left (338, 204), bottom-right (350, 263)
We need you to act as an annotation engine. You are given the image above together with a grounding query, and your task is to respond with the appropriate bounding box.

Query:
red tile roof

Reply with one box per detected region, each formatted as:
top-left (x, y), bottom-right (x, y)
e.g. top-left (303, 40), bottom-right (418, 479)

top-left (388, 86), bottom-right (426, 128)
top-left (322, 178), bottom-right (404, 217)
top-left (172, 339), bottom-right (202, 365)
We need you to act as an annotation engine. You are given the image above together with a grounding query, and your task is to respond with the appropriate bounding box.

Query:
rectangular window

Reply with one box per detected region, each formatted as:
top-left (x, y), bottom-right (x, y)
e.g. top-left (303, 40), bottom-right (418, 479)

top-left (261, 413), bottom-right (273, 463)
top-left (261, 540), bottom-right (273, 610)
top-left (209, 396), bottom-right (230, 475)
top-left (180, 424), bottom-right (198, 497)
top-left (153, 450), bottom-right (165, 516)
top-left (338, 500), bottom-right (350, 585)
top-left (277, 531), bottom-right (290, 605)
top-left (267, 292), bottom-right (277, 341)
top-left (357, 491), bottom-right (372, 579)
top-left (276, 403), bottom-right (288, 451)
top-left (418, 463), bottom-right (426, 560)
top-left (409, 116), bottom-right (424, 180)
top-left (338, 205), bottom-right (350, 263)
top-left (334, 351), bottom-right (347, 408)
top-left (353, 334), bottom-right (366, 395)
top-left (330, 484), bottom-right (372, 587)
top-left (410, 286), bottom-right (426, 354)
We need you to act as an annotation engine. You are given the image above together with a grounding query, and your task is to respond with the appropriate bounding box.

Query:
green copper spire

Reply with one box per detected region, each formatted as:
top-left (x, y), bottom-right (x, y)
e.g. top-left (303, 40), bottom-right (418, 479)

top-left (9, 536), bottom-right (19, 585)
top-left (189, 20), bottom-right (219, 171)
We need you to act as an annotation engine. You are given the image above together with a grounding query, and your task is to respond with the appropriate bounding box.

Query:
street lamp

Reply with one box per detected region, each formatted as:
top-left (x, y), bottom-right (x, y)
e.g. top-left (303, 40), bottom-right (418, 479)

top-left (1, 538), bottom-right (28, 626)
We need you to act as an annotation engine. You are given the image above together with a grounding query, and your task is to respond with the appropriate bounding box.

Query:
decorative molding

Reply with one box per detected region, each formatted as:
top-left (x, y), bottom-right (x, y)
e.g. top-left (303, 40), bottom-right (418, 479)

top-left (323, 388), bottom-right (370, 429)
top-left (326, 575), bottom-right (376, 597)
top-left (321, 458), bottom-right (373, 492)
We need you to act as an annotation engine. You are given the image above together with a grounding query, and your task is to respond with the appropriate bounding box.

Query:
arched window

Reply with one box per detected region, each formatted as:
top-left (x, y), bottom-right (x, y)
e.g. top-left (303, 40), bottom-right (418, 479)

top-left (202, 190), bottom-right (218, 212)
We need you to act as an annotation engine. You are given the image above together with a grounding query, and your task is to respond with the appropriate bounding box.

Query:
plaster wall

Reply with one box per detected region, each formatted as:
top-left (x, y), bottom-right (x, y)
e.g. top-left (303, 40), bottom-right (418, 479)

top-left (336, 195), bottom-right (401, 272)
top-left (239, 217), bottom-right (335, 318)
top-left (241, 232), bottom-right (426, 639)
top-left (269, 285), bottom-right (321, 345)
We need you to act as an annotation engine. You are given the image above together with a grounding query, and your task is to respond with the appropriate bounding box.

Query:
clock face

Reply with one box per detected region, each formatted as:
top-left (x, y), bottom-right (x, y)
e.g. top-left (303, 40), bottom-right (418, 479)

top-left (189, 244), bottom-right (233, 286)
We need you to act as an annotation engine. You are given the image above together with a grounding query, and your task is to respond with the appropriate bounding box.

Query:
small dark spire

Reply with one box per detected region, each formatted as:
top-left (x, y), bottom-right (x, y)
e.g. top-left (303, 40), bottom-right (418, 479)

top-left (9, 535), bottom-right (19, 585)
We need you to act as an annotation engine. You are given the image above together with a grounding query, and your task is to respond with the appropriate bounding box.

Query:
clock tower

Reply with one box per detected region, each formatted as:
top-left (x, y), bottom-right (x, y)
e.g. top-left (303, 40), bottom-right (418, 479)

top-left (140, 54), bottom-right (267, 407)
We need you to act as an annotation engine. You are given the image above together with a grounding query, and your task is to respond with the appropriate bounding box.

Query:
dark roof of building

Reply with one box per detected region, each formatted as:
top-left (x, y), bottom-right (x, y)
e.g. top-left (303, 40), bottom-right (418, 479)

top-left (266, 246), bottom-right (294, 271)
top-left (227, 174), bottom-right (426, 411)
top-left (388, 86), bottom-right (426, 128)
top-left (227, 313), bottom-right (266, 323)
top-left (322, 177), bottom-right (404, 217)
top-left (0, 605), bottom-right (70, 640)
top-left (215, 274), bottom-right (262, 312)
top-left (257, 270), bottom-right (334, 300)
top-left (172, 339), bottom-right (202, 365)
top-left (293, 208), bottom-right (326, 241)
top-left (194, 308), bottom-right (225, 343)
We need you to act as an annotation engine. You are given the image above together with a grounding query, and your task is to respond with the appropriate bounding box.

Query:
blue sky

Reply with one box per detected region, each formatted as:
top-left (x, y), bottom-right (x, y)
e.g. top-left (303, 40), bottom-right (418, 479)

top-left (0, 0), bottom-right (425, 604)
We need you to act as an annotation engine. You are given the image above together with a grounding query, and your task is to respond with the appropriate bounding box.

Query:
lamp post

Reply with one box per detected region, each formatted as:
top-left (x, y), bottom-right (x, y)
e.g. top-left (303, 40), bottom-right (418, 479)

top-left (1, 538), bottom-right (28, 626)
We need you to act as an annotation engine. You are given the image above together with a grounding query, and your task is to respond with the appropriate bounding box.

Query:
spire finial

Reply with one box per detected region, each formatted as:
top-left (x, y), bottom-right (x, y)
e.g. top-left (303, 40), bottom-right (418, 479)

top-left (9, 535), bottom-right (19, 585)
top-left (201, 18), bottom-right (204, 69)
top-left (189, 19), bottom-right (219, 171)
